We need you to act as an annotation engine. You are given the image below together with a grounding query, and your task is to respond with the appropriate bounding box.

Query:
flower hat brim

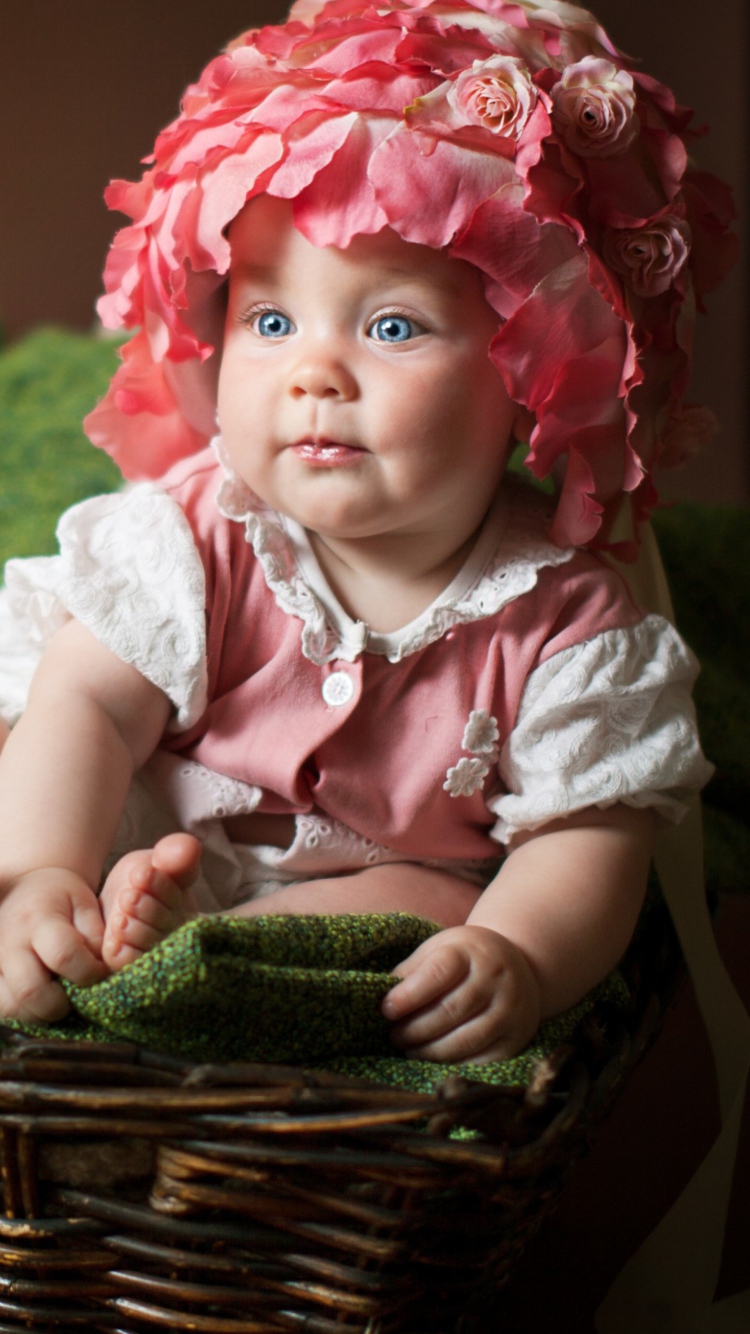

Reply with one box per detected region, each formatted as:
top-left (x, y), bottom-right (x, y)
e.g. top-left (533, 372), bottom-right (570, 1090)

top-left (85, 0), bottom-right (737, 554)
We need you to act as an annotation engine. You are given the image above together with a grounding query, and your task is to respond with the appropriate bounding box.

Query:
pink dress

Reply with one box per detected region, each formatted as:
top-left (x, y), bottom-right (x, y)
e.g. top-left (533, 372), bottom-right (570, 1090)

top-left (0, 441), bottom-right (712, 909)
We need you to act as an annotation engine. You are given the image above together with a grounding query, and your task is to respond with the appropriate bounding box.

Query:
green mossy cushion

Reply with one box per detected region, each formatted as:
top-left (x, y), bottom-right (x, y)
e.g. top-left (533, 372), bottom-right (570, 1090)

top-left (0, 327), bottom-right (746, 1086)
top-left (2, 912), bottom-right (627, 1092)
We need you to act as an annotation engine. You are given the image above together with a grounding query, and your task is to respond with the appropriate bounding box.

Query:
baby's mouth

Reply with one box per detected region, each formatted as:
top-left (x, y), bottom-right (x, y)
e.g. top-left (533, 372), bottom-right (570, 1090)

top-left (291, 438), bottom-right (367, 465)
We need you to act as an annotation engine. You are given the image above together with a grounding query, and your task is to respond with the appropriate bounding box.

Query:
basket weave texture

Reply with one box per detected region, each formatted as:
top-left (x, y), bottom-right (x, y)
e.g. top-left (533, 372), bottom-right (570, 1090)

top-left (0, 901), bottom-right (682, 1334)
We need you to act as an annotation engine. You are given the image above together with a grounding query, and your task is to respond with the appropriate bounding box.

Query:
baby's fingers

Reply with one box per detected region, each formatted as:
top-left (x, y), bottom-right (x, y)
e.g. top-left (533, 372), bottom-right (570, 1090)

top-left (33, 916), bottom-right (109, 987)
top-left (391, 999), bottom-right (519, 1064)
top-left (0, 947), bottom-right (71, 1023)
top-left (73, 898), bottom-right (106, 959)
top-left (382, 942), bottom-right (469, 1021)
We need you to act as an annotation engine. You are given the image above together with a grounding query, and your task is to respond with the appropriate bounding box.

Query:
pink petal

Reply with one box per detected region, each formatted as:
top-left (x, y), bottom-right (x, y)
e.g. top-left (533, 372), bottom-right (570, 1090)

top-left (164, 114), bottom-right (257, 177)
top-left (293, 115), bottom-right (394, 246)
top-left (549, 445), bottom-right (605, 548)
top-left (523, 139), bottom-right (585, 240)
top-left (249, 84), bottom-right (338, 133)
top-left (192, 131), bottom-right (285, 270)
top-left (534, 347), bottom-right (628, 490)
top-left (276, 18), bottom-right (405, 75)
top-left (324, 63), bottom-right (439, 113)
top-left (84, 333), bottom-right (207, 481)
top-left (394, 26), bottom-right (497, 76)
top-left (633, 72), bottom-right (693, 135)
top-left (103, 175), bottom-right (155, 224)
top-left (370, 127), bottom-right (516, 246)
top-left (96, 225), bottom-right (148, 329)
top-left (269, 111), bottom-right (358, 198)
top-left (682, 170), bottom-right (740, 298)
top-left (250, 16), bottom-right (326, 61)
top-left (491, 254), bottom-right (622, 413)
top-left (451, 183), bottom-right (578, 318)
top-left (514, 96), bottom-right (552, 176)
top-left (309, 27), bottom-right (404, 73)
top-left (584, 135), bottom-right (685, 228)
top-left (145, 171), bottom-right (199, 273)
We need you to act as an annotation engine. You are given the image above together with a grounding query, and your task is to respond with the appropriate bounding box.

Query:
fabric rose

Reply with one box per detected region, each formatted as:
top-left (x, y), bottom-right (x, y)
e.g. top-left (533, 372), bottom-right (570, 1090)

top-left (603, 216), bottom-right (691, 297)
top-left (447, 55), bottom-right (537, 139)
top-left (551, 56), bottom-right (638, 157)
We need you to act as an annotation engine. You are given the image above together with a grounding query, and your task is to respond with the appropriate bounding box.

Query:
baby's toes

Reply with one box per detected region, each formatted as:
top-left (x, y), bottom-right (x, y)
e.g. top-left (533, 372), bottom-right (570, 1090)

top-left (102, 866), bottom-right (198, 971)
top-left (102, 909), bottom-right (165, 970)
top-left (117, 874), bottom-right (187, 931)
top-left (151, 833), bottom-right (202, 890)
top-left (99, 849), bottom-right (152, 917)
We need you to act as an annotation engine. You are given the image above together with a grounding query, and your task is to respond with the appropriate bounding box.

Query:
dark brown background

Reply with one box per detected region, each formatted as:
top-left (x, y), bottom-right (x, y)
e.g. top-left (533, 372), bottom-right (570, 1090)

top-left (0, 4), bottom-right (748, 1319)
top-left (1, 0), bottom-right (747, 504)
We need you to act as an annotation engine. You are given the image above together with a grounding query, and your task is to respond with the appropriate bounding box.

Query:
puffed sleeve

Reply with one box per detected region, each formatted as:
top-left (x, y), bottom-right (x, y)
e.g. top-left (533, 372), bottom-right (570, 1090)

top-left (487, 613), bottom-right (715, 844)
top-left (3, 485), bottom-right (207, 730)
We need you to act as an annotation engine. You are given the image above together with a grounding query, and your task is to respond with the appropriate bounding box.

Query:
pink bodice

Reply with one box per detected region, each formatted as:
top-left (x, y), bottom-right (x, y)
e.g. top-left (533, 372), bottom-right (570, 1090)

top-left (159, 451), bottom-right (644, 861)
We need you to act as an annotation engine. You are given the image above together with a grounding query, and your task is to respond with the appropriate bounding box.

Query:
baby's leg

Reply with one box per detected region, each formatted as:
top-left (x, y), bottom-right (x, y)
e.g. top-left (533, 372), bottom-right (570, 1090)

top-left (99, 833), bottom-right (202, 970)
top-left (101, 849), bottom-right (483, 970)
top-left (227, 863), bottom-right (483, 926)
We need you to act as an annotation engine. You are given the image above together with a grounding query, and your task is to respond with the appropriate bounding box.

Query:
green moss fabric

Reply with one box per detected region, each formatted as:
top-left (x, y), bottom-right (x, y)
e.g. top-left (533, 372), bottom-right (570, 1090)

top-left (2, 913), bottom-right (627, 1091)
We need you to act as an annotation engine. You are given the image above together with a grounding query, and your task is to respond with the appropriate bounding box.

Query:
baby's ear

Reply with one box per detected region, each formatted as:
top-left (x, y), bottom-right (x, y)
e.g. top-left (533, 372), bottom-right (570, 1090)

top-left (511, 405), bottom-right (535, 444)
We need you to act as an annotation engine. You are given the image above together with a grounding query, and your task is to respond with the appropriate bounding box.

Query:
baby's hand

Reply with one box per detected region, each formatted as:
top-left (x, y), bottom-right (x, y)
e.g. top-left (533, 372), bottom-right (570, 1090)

top-left (382, 925), bottom-right (540, 1063)
top-left (0, 870), bottom-right (108, 1023)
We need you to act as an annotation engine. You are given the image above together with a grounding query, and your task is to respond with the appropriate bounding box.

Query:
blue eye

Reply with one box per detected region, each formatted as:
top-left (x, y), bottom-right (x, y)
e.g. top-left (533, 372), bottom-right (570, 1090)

top-left (254, 310), bottom-right (293, 338)
top-left (369, 315), bottom-right (418, 344)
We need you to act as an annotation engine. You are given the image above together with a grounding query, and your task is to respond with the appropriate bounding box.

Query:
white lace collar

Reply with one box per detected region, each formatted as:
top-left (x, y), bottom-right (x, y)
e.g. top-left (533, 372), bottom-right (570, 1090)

top-left (212, 436), bottom-right (574, 666)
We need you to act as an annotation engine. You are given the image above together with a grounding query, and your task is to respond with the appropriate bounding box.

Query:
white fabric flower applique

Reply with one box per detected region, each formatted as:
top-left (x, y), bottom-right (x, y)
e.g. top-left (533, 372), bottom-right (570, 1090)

top-left (461, 709), bottom-right (500, 754)
top-left (444, 710), bottom-right (500, 798)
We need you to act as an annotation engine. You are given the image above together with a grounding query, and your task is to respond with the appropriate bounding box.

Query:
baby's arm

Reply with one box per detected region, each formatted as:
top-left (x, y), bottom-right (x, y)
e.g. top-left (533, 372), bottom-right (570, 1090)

top-left (382, 804), bottom-right (655, 1062)
top-left (0, 618), bottom-right (171, 1022)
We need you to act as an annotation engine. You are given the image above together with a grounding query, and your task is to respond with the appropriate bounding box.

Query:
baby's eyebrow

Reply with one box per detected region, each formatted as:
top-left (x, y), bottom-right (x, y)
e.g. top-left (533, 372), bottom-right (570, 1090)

top-left (375, 268), bottom-right (464, 302)
top-left (379, 266), bottom-right (466, 299)
top-left (230, 259), bottom-right (464, 302)
top-left (230, 262), bottom-right (278, 282)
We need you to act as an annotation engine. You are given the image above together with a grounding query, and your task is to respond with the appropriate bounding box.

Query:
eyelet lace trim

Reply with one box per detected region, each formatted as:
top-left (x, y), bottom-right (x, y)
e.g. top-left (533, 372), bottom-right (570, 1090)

top-left (214, 438), bottom-right (343, 665)
top-left (213, 438), bottom-right (574, 665)
top-left (387, 496), bottom-right (573, 663)
top-left (4, 486), bottom-right (208, 728)
top-left (488, 615), bottom-right (716, 841)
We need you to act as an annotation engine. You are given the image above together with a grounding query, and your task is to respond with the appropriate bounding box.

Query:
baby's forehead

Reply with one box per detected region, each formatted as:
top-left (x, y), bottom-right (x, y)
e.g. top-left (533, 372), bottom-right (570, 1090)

top-left (227, 196), bottom-right (485, 301)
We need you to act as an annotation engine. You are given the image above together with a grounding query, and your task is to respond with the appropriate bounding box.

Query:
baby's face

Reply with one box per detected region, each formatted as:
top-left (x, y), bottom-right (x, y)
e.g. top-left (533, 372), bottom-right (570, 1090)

top-left (218, 197), bottom-right (517, 545)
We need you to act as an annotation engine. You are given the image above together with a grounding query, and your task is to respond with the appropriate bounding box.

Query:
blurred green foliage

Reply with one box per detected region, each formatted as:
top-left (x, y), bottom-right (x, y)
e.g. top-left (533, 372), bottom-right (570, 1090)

top-left (0, 328), bottom-right (122, 567)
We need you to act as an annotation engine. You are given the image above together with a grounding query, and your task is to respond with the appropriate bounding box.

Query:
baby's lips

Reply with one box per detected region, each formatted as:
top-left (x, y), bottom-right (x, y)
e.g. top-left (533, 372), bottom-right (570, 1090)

top-left (292, 439), bottom-right (368, 464)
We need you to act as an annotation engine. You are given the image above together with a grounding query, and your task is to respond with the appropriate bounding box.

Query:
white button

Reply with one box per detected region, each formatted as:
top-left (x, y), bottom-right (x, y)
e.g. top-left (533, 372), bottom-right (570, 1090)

top-left (322, 671), bottom-right (354, 707)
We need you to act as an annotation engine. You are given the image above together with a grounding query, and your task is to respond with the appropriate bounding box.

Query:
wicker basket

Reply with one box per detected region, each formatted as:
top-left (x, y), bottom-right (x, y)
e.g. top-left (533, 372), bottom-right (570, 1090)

top-left (0, 900), bottom-right (682, 1334)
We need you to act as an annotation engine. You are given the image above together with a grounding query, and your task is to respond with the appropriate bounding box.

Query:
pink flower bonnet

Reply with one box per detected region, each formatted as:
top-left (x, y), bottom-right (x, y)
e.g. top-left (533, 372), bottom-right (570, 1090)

top-left (85, 0), bottom-right (737, 554)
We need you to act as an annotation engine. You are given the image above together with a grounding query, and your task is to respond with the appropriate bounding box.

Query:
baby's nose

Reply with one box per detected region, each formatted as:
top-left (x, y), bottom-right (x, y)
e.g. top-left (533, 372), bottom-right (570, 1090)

top-left (288, 354), bottom-right (357, 401)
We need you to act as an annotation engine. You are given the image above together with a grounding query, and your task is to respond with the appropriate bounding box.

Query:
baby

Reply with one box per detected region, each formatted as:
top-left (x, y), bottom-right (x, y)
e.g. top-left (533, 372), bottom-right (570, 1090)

top-left (0, 0), bottom-right (730, 1064)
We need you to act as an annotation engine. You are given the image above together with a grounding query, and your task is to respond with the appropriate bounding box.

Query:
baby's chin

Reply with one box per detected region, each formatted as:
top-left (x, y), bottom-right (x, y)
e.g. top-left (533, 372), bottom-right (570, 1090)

top-left (267, 480), bottom-right (401, 541)
top-left (289, 505), bottom-right (400, 542)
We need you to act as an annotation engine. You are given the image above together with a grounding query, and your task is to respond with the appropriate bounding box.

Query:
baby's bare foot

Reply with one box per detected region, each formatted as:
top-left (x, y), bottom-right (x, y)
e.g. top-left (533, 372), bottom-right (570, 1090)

top-left (100, 833), bottom-right (202, 970)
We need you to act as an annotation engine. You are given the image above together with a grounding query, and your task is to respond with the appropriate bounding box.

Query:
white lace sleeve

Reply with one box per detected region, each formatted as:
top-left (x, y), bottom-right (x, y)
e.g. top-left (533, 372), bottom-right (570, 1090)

top-left (4, 486), bottom-right (208, 729)
top-left (488, 613), bottom-right (715, 844)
